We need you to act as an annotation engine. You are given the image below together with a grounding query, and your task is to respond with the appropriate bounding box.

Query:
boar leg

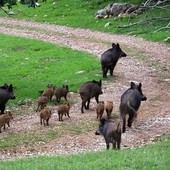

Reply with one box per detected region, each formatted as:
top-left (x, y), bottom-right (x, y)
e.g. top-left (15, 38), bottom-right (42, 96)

top-left (102, 65), bottom-right (108, 78)
top-left (127, 109), bottom-right (136, 128)
top-left (86, 99), bottom-right (90, 109)
top-left (122, 115), bottom-right (126, 133)
top-left (112, 140), bottom-right (116, 149)
top-left (64, 95), bottom-right (67, 101)
top-left (47, 118), bottom-right (49, 126)
top-left (81, 100), bottom-right (86, 113)
top-left (40, 118), bottom-right (42, 125)
top-left (95, 96), bottom-right (99, 104)
top-left (106, 143), bottom-right (110, 150)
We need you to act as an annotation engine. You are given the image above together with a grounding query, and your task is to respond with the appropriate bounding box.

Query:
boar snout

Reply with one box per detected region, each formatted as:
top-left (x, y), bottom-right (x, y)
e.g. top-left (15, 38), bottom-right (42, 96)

top-left (141, 96), bottom-right (147, 101)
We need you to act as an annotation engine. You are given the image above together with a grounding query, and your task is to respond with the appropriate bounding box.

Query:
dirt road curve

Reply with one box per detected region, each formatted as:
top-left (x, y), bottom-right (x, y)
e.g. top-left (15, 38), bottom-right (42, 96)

top-left (0, 17), bottom-right (170, 160)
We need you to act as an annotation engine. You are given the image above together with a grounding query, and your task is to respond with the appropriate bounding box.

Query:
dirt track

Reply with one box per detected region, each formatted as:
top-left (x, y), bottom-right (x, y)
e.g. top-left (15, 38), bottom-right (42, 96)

top-left (0, 17), bottom-right (170, 160)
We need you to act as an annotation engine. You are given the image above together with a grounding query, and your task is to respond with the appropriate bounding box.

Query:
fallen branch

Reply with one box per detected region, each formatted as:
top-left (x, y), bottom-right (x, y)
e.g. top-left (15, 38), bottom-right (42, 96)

top-left (154, 22), bottom-right (170, 32)
top-left (0, 7), bottom-right (11, 17)
top-left (118, 17), bottom-right (170, 28)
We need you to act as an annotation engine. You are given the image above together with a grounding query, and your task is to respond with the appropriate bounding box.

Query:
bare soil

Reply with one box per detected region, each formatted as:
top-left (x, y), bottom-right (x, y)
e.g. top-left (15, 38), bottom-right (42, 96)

top-left (0, 17), bottom-right (170, 160)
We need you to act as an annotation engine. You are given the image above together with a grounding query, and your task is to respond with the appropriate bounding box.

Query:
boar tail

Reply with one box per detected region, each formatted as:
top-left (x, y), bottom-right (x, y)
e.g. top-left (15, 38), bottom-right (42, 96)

top-left (116, 122), bottom-right (121, 132)
top-left (127, 101), bottom-right (137, 118)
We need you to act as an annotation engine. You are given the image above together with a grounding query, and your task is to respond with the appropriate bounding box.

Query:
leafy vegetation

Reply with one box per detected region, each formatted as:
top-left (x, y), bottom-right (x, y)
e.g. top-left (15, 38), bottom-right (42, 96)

top-left (0, 134), bottom-right (169, 170)
top-left (0, 0), bottom-right (169, 42)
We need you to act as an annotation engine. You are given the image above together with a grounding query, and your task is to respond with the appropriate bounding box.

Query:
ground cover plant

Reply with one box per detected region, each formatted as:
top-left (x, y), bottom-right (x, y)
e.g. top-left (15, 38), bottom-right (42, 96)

top-left (0, 33), bottom-right (101, 104)
top-left (0, 0), bottom-right (169, 42)
top-left (0, 134), bottom-right (169, 170)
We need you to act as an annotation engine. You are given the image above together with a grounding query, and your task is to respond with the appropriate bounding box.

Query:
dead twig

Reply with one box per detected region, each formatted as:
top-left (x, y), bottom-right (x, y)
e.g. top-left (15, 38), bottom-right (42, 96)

top-left (118, 17), bottom-right (170, 28)
top-left (155, 22), bottom-right (170, 32)
top-left (0, 7), bottom-right (11, 17)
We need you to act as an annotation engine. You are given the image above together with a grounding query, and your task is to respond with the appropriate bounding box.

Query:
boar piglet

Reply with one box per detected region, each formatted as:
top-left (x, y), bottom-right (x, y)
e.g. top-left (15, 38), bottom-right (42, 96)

top-left (0, 110), bottom-right (13, 133)
top-left (96, 101), bottom-right (105, 120)
top-left (105, 101), bottom-right (113, 119)
top-left (101, 43), bottom-right (127, 78)
top-left (119, 82), bottom-right (147, 133)
top-left (42, 85), bottom-right (56, 101)
top-left (79, 80), bottom-right (103, 113)
top-left (57, 102), bottom-right (71, 121)
top-left (55, 85), bottom-right (69, 103)
top-left (40, 108), bottom-right (52, 126)
top-left (36, 96), bottom-right (49, 112)
top-left (95, 118), bottom-right (121, 150)
top-left (0, 83), bottom-right (16, 114)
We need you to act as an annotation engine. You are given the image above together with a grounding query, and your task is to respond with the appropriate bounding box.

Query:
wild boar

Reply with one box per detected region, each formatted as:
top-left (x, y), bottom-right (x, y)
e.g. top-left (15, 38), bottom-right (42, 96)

top-left (101, 43), bottom-right (127, 78)
top-left (36, 96), bottom-right (49, 112)
top-left (79, 80), bottom-right (103, 113)
top-left (0, 110), bottom-right (13, 133)
top-left (0, 84), bottom-right (16, 114)
top-left (55, 85), bottom-right (69, 103)
top-left (42, 86), bottom-right (55, 101)
top-left (95, 118), bottom-right (122, 150)
top-left (96, 101), bottom-right (105, 120)
top-left (57, 102), bottom-right (70, 121)
top-left (119, 82), bottom-right (147, 133)
top-left (40, 108), bottom-right (52, 126)
top-left (105, 101), bottom-right (113, 119)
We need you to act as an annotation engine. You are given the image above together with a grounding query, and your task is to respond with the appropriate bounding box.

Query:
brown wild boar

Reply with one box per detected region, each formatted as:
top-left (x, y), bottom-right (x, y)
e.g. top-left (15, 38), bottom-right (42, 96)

top-left (55, 85), bottom-right (69, 103)
top-left (105, 101), bottom-right (113, 119)
top-left (96, 101), bottom-right (105, 120)
top-left (36, 96), bottom-right (49, 112)
top-left (57, 102), bottom-right (70, 121)
top-left (42, 85), bottom-right (56, 101)
top-left (40, 108), bottom-right (52, 126)
top-left (0, 110), bottom-right (13, 133)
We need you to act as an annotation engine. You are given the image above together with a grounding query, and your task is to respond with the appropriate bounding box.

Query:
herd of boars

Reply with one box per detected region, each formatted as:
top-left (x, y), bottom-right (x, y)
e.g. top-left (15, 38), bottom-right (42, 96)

top-left (0, 43), bottom-right (147, 150)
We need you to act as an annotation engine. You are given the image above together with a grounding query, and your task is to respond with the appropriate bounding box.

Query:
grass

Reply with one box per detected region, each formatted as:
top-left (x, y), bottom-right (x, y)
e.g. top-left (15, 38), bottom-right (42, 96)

top-left (1, 0), bottom-right (169, 42)
top-left (0, 121), bottom-right (97, 148)
top-left (0, 134), bottom-right (169, 170)
top-left (0, 33), bottom-right (101, 104)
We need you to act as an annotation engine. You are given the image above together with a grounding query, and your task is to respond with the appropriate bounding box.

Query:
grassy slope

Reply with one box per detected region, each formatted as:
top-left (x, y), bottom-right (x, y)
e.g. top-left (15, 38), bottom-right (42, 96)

top-left (0, 135), bottom-right (170, 170)
top-left (0, 34), bottom-right (100, 104)
top-left (1, 0), bottom-right (169, 42)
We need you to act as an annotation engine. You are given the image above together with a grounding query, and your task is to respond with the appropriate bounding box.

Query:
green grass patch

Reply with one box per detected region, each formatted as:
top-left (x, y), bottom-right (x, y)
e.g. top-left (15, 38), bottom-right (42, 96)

top-left (1, 0), bottom-right (169, 42)
top-left (0, 121), bottom-right (97, 149)
top-left (0, 134), bottom-right (169, 170)
top-left (0, 34), bottom-right (101, 104)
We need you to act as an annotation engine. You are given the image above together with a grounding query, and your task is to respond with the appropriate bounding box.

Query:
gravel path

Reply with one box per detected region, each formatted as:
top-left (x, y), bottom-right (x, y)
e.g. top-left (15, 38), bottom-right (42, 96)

top-left (0, 17), bottom-right (170, 160)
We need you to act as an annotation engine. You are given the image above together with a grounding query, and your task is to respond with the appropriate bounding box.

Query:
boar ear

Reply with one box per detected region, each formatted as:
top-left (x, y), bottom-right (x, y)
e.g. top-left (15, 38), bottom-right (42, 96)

top-left (130, 82), bottom-right (135, 89)
top-left (138, 83), bottom-right (142, 89)
top-left (99, 79), bottom-right (102, 86)
top-left (8, 84), bottom-right (13, 91)
top-left (112, 43), bottom-right (116, 48)
top-left (116, 43), bottom-right (120, 48)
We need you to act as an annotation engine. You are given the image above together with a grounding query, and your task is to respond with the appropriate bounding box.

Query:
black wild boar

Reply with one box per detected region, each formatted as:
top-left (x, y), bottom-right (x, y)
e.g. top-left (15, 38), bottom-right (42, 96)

top-left (101, 43), bottom-right (127, 78)
top-left (0, 84), bottom-right (16, 114)
top-left (119, 82), bottom-right (147, 133)
top-left (96, 101), bottom-right (105, 120)
top-left (95, 118), bottom-right (122, 150)
top-left (79, 80), bottom-right (103, 113)
top-left (55, 85), bottom-right (69, 103)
